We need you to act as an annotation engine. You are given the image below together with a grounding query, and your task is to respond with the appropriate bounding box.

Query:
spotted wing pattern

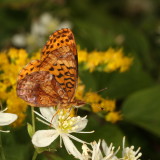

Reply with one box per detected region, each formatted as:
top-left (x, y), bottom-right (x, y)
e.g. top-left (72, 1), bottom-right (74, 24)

top-left (16, 28), bottom-right (79, 108)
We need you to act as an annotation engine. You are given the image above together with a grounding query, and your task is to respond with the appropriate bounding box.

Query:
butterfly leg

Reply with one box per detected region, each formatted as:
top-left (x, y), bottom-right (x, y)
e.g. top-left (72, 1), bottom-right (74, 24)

top-left (62, 105), bottom-right (75, 123)
top-left (50, 104), bottom-right (61, 127)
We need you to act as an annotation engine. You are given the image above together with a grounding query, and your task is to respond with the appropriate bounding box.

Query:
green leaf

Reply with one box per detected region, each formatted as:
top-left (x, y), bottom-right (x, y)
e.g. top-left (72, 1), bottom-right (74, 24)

top-left (27, 123), bottom-right (34, 138)
top-left (78, 115), bottom-right (124, 147)
top-left (5, 144), bottom-right (30, 160)
top-left (122, 85), bottom-right (160, 136)
top-left (36, 147), bottom-right (52, 154)
top-left (94, 57), bottom-right (154, 99)
top-left (93, 123), bottom-right (124, 148)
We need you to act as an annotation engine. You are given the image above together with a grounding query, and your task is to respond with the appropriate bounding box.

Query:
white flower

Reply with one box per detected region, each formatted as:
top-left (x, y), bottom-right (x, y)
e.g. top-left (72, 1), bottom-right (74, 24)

top-left (32, 107), bottom-right (93, 159)
top-left (58, 21), bottom-right (72, 30)
top-left (82, 140), bottom-right (119, 160)
top-left (31, 13), bottom-right (60, 36)
top-left (0, 108), bottom-right (18, 132)
top-left (122, 137), bottom-right (142, 160)
top-left (12, 34), bottom-right (27, 47)
top-left (81, 137), bottom-right (143, 160)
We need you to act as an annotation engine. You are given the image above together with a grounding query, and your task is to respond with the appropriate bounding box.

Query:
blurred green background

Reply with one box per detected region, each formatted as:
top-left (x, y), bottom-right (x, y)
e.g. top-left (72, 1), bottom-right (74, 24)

top-left (1, 0), bottom-right (160, 159)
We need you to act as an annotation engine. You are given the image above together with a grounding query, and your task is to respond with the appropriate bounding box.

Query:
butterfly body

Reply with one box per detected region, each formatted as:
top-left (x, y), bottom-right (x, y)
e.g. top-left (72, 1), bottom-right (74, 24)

top-left (16, 28), bottom-right (85, 108)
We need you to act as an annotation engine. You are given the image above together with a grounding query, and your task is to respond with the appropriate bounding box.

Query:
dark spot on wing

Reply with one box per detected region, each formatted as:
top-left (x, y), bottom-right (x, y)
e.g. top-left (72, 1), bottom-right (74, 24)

top-left (30, 67), bottom-right (34, 71)
top-left (68, 34), bottom-right (73, 40)
top-left (49, 67), bottom-right (54, 71)
top-left (57, 73), bottom-right (63, 78)
top-left (66, 82), bottom-right (74, 89)
top-left (65, 72), bottom-right (74, 77)
top-left (64, 78), bottom-right (75, 82)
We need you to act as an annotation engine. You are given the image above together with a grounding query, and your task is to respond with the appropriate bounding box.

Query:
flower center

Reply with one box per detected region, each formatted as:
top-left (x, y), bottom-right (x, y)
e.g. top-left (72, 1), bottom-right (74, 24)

top-left (124, 146), bottom-right (142, 160)
top-left (57, 110), bottom-right (78, 133)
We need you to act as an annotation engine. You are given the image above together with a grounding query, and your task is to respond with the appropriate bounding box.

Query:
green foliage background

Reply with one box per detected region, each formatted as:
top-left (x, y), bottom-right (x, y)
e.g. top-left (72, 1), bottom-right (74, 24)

top-left (1, 0), bottom-right (160, 159)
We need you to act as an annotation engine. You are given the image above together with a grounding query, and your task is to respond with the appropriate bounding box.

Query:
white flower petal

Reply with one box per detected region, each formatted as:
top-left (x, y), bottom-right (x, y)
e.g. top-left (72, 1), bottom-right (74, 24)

top-left (102, 140), bottom-right (108, 155)
top-left (32, 129), bottom-right (59, 147)
top-left (0, 130), bottom-right (10, 133)
top-left (92, 140), bottom-right (103, 160)
top-left (74, 117), bottom-right (88, 132)
top-left (67, 134), bottom-right (87, 144)
top-left (40, 107), bottom-right (56, 122)
top-left (62, 134), bottom-right (82, 159)
top-left (0, 113), bottom-right (17, 126)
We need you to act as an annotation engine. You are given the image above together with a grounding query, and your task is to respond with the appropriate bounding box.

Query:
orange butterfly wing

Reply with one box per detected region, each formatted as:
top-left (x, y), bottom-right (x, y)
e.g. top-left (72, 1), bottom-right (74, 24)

top-left (17, 28), bottom-right (78, 107)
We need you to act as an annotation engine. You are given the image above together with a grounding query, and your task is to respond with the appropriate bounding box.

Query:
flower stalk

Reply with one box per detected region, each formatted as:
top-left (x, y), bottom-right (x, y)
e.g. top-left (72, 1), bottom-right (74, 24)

top-left (32, 150), bottom-right (38, 160)
top-left (31, 107), bottom-right (38, 160)
top-left (31, 107), bottom-right (35, 133)
top-left (0, 132), bottom-right (6, 160)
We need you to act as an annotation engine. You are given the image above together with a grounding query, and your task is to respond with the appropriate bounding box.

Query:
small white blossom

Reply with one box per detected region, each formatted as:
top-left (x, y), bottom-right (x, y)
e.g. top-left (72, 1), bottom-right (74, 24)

top-left (82, 140), bottom-right (119, 160)
top-left (30, 13), bottom-right (59, 36)
top-left (32, 107), bottom-right (93, 159)
top-left (58, 21), bottom-right (72, 30)
top-left (81, 137), bottom-right (143, 160)
top-left (12, 34), bottom-right (27, 47)
top-left (122, 137), bottom-right (142, 160)
top-left (0, 108), bottom-right (18, 132)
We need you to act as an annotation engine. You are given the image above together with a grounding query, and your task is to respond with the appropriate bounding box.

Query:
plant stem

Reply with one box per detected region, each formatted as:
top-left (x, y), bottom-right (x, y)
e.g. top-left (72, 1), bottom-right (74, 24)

top-left (0, 132), bottom-right (6, 160)
top-left (32, 150), bottom-right (38, 160)
top-left (31, 107), bottom-right (38, 160)
top-left (31, 107), bottom-right (35, 133)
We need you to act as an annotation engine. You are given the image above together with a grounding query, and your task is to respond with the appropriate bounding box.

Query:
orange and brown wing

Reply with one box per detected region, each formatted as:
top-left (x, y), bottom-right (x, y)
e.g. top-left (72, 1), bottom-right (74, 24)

top-left (17, 60), bottom-right (41, 81)
top-left (17, 28), bottom-right (78, 107)
top-left (17, 71), bottom-right (67, 107)
top-left (40, 28), bottom-right (78, 102)
top-left (41, 28), bottom-right (77, 60)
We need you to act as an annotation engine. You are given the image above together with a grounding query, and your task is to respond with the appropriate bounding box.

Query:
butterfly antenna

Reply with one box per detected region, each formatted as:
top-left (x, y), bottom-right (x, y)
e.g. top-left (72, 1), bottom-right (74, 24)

top-left (85, 87), bottom-right (108, 99)
top-left (94, 87), bottom-right (108, 94)
top-left (83, 87), bottom-right (107, 104)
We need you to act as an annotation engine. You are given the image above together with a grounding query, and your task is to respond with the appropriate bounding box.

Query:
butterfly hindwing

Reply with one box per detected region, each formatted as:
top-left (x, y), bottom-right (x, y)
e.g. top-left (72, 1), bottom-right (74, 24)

top-left (17, 71), bottom-right (69, 107)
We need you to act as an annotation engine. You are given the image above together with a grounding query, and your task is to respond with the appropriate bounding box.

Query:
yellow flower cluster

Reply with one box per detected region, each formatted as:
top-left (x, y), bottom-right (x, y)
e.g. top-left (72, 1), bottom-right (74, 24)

top-left (105, 111), bottom-right (122, 123)
top-left (0, 47), bottom-right (127, 127)
top-left (75, 82), bottom-right (122, 123)
top-left (0, 48), bottom-right (40, 127)
top-left (78, 47), bottom-right (133, 72)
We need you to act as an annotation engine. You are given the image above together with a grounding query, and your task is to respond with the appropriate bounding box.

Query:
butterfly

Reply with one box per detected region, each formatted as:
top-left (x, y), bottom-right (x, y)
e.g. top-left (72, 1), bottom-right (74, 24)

top-left (16, 28), bottom-right (85, 109)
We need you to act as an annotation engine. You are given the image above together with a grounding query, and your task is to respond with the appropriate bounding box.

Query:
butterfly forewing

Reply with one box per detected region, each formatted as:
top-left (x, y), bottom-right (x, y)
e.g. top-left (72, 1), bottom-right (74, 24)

top-left (16, 28), bottom-right (79, 108)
